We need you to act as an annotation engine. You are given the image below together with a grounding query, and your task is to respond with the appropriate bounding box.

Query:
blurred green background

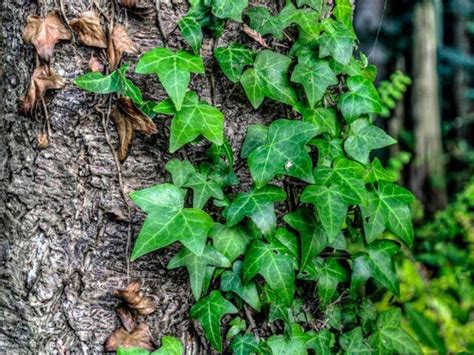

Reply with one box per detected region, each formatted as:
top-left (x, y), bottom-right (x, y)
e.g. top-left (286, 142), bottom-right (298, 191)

top-left (354, 0), bottom-right (473, 352)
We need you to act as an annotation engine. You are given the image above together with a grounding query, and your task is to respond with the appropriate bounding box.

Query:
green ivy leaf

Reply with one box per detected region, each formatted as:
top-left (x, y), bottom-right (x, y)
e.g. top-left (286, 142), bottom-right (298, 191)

top-left (209, 223), bottom-right (250, 262)
top-left (130, 184), bottom-right (214, 259)
top-left (117, 348), bottom-right (149, 355)
top-left (179, 16), bottom-right (203, 53)
top-left (298, 107), bottom-right (340, 137)
top-left (211, 0), bottom-right (248, 21)
top-left (311, 137), bottom-right (344, 167)
top-left (339, 327), bottom-right (371, 355)
top-left (165, 159), bottom-right (195, 187)
top-left (306, 329), bottom-right (334, 355)
top-left (226, 317), bottom-right (247, 340)
top-left (361, 182), bottom-right (415, 245)
top-left (246, 7), bottom-right (284, 39)
top-left (344, 119), bottom-right (397, 165)
top-left (364, 158), bottom-right (396, 184)
top-left (351, 240), bottom-right (400, 296)
top-left (185, 171), bottom-right (224, 208)
top-left (221, 261), bottom-right (261, 311)
top-left (190, 290), bottom-right (238, 351)
top-left (315, 258), bottom-right (348, 305)
top-left (226, 185), bottom-right (286, 234)
top-left (155, 91), bottom-right (224, 152)
top-left (168, 245), bottom-right (230, 300)
top-left (333, 0), bottom-right (354, 32)
top-left (246, 119), bottom-right (318, 188)
top-left (296, 0), bottom-right (323, 11)
top-left (241, 50), bottom-right (298, 108)
top-left (136, 48), bottom-right (204, 110)
top-left (74, 71), bottom-right (121, 94)
top-left (338, 76), bottom-right (384, 123)
top-left (241, 124), bottom-right (269, 158)
top-left (214, 43), bottom-right (254, 82)
top-left (153, 336), bottom-right (184, 355)
top-left (242, 239), bottom-right (295, 306)
top-left (267, 325), bottom-right (308, 355)
top-left (230, 334), bottom-right (260, 355)
top-left (291, 59), bottom-right (338, 108)
top-left (319, 20), bottom-right (355, 65)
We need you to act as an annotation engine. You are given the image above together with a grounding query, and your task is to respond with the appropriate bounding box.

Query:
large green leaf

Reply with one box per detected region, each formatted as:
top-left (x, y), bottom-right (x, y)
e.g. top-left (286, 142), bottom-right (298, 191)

top-left (246, 7), bottom-right (284, 39)
top-left (153, 336), bottom-right (184, 355)
top-left (240, 50), bottom-right (298, 108)
top-left (361, 182), bottom-right (415, 245)
top-left (241, 124), bottom-right (269, 159)
top-left (230, 334), bottom-right (260, 355)
top-left (226, 185), bottom-right (286, 234)
top-left (351, 240), bottom-right (400, 296)
top-left (190, 290), bottom-right (238, 351)
top-left (246, 119), bottom-right (318, 187)
top-left (242, 239), bottom-right (295, 306)
top-left (333, 0), bottom-right (354, 31)
top-left (319, 19), bottom-right (355, 65)
top-left (339, 327), bottom-right (371, 355)
top-left (209, 223), bottom-right (250, 262)
top-left (267, 325), bottom-right (308, 355)
top-left (211, 0), bottom-right (248, 21)
top-left (136, 48), bottom-right (204, 110)
top-left (168, 245), bottom-right (230, 300)
top-left (179, 16), bottom-right (203, 53)
top-left (130, 184), bottom-right (213, 259)
top-left (338, 76), bottom-right (384, 123)
top-left (344, 119), bottom-right (397, 165)
top-left (214, 43), bottom-right (254, 82)
top-left (155, 91), bottom-right (224, 152)
top-left (221, 261), bottom-right (261, 311)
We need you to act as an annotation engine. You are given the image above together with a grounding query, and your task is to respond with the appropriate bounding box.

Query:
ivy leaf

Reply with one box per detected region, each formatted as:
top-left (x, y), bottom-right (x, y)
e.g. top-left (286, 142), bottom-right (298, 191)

top-left (226, 317), bottom-right (246, 340)
top-left (267, 325), bottom-right (308, 355)
top-left (190, 290), bottom-right (238, 351)
top-left (270, 228), bottom-right (300, 264)
top-left (296, 0), bottom-right (323, 11)
top-left (361, 182), bottom-right (415, 245)
top-left (344, 119), bottom-right (397, 165)
top-left (319, 20), bottom-right (355, 65)
top-left (136, 48), bottom-right (204, 110)
top-left (184, 171), bottom-right (224, 208)
top-left (74, 70), bottom-right (121, 94)
top-left (291, 59), bottom-right (338, 108)
top-left (351, 240), bottom-right (400, 296)
top-left (153, 336), bottom-right (184, 355)
top-left (155, 91), bottom-right (224, 152)
top-left (306, 329), bottom-right (333, 355)
top-left (179, 16), bottom-right (203, 53)
top-left (230, 334), bottom-right (260, 355)
top-left (209, 223), bottom-right (250, 262)
top-left (165, 159), bottom-right (196, 187)
top-left (316, 258), bottom-right (348, 305)
top-left (117, 63), bottom-right (144, 105)
top-left (214, 43), bottom-right (254, 82)
top-left (211, 0), bottom-right (248, 22)
top-left (168, 245), bottom-right (230, 300)
top-left (339, 327), bottom-right (371, 355)
top-left (242, 239), bottom-right (295, 306)
top-left (333, 0), bottom-right (354, 32)
top-left (241, 124), bottom-right (269, 158)
top-left (312, 137), bottom-right (344, 167)
top-left (338, 76), bottom-right (384, 123)
top-left (247, 119), bottom-right (318, 188)
top-left (298, 107), bottom-right (340, 137)
top-left (226, 185), bottom-right (286, 234)
top-left (130, 183), bottom-right (214, 259)
top-left (241, 50), bottom-right (298, 108)
top-left (221, 261), bottom-right (261, 311)
top-left (246, 7), bottom-right (284, 39)
top-left (300, 184), bottom-right (348, 242)
top-left (364, 158), bottom-right (396, 184)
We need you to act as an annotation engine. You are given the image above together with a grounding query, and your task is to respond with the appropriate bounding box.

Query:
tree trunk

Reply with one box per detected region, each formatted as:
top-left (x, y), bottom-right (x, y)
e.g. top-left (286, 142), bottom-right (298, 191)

top-left (0, 0), bottom-right (277, 352)
top-left (410, 0), bottom-right (447, 210)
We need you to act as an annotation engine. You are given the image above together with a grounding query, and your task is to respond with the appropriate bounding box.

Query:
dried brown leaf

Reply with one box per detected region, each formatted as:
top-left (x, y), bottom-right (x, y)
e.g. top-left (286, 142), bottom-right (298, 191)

top-left (118, 0), bottom-right (154, 17)
top-left (107, 25), bottom-right (139, 70)
top-left (70, 11), bottom-right (107, 48)
top-left (37, 132), bottom-right (49, 149)
top-left (23, 11), bottom-right (72, 61)
top-left (104, 323), bottom-right (154, 352)
top-left (19, 65), bottom-right (66, 116)
top-left (88, 55), bottom-right (104, 72)
top-left (116, 306), bottom-right (137, 332)
top-left (111, 98), bottom-right (157, 162)
top-left (242, 24), bottom-right (269, 48)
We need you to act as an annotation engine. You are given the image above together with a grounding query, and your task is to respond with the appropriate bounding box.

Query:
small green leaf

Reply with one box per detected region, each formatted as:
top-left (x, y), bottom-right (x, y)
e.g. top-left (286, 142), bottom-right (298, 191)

top-left (221, 261), bottom-right (261, 311)
top-left (333, 0), bottom-right (354, 32)
top-left (74, 71), bottom-right (121, 94)
top-left (319, 20), bottom-right (355, 65)
top-left (296, 0), bottom-right (323, 11)
top-left (156, 91), bottom-right (224, 152)
top-left (209, 223), bottom-right (250, 262)
top-left (211, 0), bottom-right (248, 22)
top-left (339, 327), bottom-right (371, 355)
top-left (184, 171), bottom-right (224, 208)
top-left (230, 334), bottom-right (260, 355)
top-left (117, 348), bottom-right (149, 355)
top-left (306, 329), bottom-right (333, 355)
top-left (316, 258), bottom-right (348, 305)
top-left (214, 43), bottom-right (254, 82)
top-left (117, 63), bottom-right (143, 105)
top-left (242, 239), bottom-right (295, 306)
top-left (312, 137), bottom-right (344, 167)
top-left (153, 336), bottom-right (184, 355)
top-left (165, 159), bottom-right (196, 187)
top-left (299, 107), bottom-right (340, 137)
top-left (364, 158), bottom-right (396, 184)
top-left (130, 184), bottom-right (214, 259)
top-left (246, 7), bottom-right (284, 39)
top-left (168, 245), bottom-right (230, 300)
top-left (136, 48), bottom-right (204, 110)
top-left (179, 16), bottom-right (203, 53)
top-left (267, 325), bottom-right (308, 355)
top-left (190, 290), bottom-right (238, 351)
top-left (338, 76), bottom-right (384, 123)
top-left (226, 317), bottom-right (247, 340)
top-left (247, 119), bottom-right (318, 187)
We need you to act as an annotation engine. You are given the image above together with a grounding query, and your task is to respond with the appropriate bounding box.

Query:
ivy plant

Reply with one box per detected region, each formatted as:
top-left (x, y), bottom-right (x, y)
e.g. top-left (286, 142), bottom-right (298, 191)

top-left (75, 0), bottom-right (422, 353)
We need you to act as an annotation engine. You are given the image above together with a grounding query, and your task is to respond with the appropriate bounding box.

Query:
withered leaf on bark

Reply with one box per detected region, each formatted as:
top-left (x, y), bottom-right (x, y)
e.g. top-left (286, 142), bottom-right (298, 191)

top-left (88, 55), bottom-right (105, 72)
top-left (107, 24), bottom-right (140, 70)
top-left (242, 24), bottom-right (269, 49)
top-left (19, 65), bottom-right (66, 116)
top-left (118, 0), bottom-right (155, 17)
top-left (111, 98), bottom-right (157, 162)
top-left (104, 323), bottom-right (154, 352)
top-left (70, 11), bottom-right (107, 48)
top-left (37, 132), bottom-right (49, 149)
top-left (116, 306), bottom-right (137, 332)
top-left (23, 11), bottom-right (72, 62)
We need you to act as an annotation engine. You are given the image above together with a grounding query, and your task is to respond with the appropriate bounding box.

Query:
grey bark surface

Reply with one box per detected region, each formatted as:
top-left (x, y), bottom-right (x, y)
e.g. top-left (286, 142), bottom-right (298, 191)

top-left (0, 0), bottom-right (280, 353)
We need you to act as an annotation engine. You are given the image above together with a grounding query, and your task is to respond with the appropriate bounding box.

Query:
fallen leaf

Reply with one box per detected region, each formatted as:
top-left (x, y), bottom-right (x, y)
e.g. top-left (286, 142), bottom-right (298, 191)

top-left (88, 55), bottom-right (104, 72)
top-left (104, 323), bottom-right (154, 351)
top-left (107, 25), bottom-right (139, 70)
top-left (19, 65), bottom-right (66, 116)
top-left (114, 281), bottom-right (157, 315)
top-left (37, 132), bottom-right (49, 149)
top-left (118, 0), bottom-right (155, 17)
top-left (23, 11), bottom-right (72, 62)
top-left (242, 24), bottom-right (269, 48)
top-left (70, 11), bottom-right (107, 48)
top-left (116, 306), bottom-right (137, 332)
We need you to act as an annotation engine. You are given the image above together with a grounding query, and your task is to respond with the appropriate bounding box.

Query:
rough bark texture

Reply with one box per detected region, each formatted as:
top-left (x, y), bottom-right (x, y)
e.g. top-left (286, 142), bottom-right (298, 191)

top-left (0, 0), bottom-right (281, 353)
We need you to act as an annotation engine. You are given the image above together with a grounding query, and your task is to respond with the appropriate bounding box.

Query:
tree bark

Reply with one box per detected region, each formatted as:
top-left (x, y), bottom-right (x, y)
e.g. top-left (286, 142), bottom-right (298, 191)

top-left (0, 0), bottom-right (278, 352)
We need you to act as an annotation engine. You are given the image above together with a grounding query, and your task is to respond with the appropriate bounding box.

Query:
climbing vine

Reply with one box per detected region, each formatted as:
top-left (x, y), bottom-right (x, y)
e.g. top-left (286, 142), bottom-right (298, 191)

top-left (75, 0), bottom-right (421, 353)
